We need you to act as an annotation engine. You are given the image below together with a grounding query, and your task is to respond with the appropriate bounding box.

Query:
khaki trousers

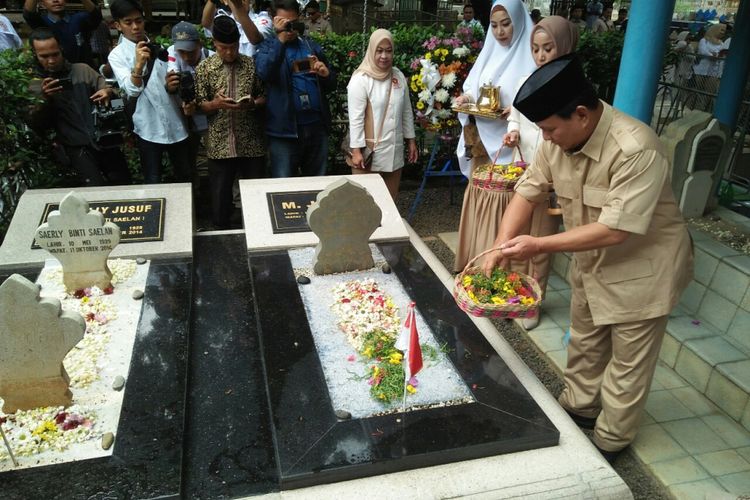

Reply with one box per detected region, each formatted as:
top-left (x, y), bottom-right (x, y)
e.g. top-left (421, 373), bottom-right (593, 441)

top-left (558, 265), bottom-right (668, 452)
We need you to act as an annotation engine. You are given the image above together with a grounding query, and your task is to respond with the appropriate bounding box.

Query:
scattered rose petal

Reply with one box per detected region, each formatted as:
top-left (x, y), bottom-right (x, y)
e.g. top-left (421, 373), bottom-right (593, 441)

top-left (691, 319), bottom-right (701, 325)
top-left (347, 355), bottom-right (356, 362)
top-left (408, 376), bottom-right (419, 387)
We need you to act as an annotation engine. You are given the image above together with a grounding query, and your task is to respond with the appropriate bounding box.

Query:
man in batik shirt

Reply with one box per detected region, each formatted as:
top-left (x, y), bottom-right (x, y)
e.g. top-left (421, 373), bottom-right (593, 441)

top-left (195, 15), bottom-right (266, 229)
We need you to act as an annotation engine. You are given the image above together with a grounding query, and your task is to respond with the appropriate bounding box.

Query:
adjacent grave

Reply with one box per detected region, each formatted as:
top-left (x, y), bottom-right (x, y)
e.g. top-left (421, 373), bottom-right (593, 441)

top-left (0, 183), bottom-right (192, 271)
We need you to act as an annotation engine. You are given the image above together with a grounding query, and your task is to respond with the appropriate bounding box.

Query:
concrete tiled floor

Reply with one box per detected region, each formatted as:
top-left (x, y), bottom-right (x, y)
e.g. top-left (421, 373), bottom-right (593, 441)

top-left (438, 233), bottom-right (750, 497)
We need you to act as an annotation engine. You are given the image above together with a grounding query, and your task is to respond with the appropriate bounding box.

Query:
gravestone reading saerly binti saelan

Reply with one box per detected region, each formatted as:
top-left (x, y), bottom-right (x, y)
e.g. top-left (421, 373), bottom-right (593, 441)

top-left (0, 274), bottom-right (85, 412)
top-left (34, 191), bottom-right (121, 292)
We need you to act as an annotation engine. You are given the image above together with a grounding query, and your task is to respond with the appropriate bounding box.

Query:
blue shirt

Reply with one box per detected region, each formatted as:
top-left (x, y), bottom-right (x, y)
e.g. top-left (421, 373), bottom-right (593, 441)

top-left (284, 40), bottom-right (322, 125)
top-left (23, 8), bottom-right (102, 65)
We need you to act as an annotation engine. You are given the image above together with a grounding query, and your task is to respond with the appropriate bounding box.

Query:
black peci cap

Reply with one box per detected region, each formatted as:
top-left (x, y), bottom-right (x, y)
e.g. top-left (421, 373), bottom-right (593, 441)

top-left (513, 53), bottom-right (595, 122)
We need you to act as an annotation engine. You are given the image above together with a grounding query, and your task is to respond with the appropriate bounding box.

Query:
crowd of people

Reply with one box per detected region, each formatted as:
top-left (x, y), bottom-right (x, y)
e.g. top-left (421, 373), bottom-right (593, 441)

top-left (16, 0), bottom-right (345, 229)
top-left (3, 0), bottom-right (703, 467)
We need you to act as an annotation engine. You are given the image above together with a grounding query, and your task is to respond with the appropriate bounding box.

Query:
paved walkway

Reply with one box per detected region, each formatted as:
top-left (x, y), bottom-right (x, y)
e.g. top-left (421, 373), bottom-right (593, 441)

top-left (439, 232), bottom-right (750, 500)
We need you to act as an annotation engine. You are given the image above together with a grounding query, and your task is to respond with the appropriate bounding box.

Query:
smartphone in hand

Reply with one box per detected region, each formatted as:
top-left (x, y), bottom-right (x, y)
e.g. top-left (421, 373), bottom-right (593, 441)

top-left (57, 77), bottom-right (73, 91)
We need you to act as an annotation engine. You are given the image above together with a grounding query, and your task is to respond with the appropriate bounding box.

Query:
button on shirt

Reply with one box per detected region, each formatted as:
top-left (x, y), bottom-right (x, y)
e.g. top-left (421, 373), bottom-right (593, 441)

top-left (514, 102), bottom-right (693, 325)
top-left (108, 37), bottom-right (188, 144)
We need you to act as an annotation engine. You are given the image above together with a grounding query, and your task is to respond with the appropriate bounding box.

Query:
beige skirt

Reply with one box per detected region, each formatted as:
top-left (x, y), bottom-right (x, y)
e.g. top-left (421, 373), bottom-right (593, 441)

top-left (453, 127), bottom-right (559, 296)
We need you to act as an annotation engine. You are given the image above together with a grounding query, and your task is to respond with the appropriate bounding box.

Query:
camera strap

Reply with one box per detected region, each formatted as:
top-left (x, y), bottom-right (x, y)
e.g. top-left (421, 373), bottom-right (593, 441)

top-left (123, 57), bottom-right (157, 131)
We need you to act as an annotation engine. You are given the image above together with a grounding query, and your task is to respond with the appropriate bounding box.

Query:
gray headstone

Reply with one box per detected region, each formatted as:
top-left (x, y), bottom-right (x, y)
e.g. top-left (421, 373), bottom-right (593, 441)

top-left (34, 192), bottom-right (121, 292)
top-left (307, 179), bottom-right (381, 275)
top-left (0, 274), bottom-right (86, 413)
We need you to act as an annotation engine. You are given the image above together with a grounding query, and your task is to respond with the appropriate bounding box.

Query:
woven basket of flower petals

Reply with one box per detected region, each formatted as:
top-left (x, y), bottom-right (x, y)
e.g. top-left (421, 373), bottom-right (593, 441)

top-left (453, 246), bottom-right (542, 319)
top-left (470, 146), bottom-right (528, 192)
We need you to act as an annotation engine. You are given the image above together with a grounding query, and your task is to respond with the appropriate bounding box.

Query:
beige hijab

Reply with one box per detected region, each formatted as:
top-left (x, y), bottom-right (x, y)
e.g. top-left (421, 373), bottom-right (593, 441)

top-left (704, 23), bottom-right (725, 45)
top-left (530, 15), bottom-right (579, 58)
top-left (354, 29), bottom-right (394, 81)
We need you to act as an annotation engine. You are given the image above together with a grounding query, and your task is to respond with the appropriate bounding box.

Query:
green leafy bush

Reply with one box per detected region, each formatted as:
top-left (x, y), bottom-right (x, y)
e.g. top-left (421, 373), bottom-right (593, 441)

top-left (577, 30), bottom-right (625, 103)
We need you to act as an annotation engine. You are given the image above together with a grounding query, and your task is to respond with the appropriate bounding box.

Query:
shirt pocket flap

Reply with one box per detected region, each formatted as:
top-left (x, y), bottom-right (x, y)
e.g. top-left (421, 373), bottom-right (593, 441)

top-left (600, 258), bottom-right (653, 284)
top-left (583, 185), bottom-right (608, 208)
top-left (554, 183), bottom-right (576, 199)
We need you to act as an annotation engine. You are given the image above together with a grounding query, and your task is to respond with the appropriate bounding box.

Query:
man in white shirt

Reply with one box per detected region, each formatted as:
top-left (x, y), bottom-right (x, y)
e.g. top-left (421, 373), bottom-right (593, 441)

top-left (108, 0), bottom-right (191, 184)
top-left (202, 0), bottom-right (274, 57)
top-left (0, 14), bottom-right (22, 51)
top-left (166, 21), bottom-right (214, 186)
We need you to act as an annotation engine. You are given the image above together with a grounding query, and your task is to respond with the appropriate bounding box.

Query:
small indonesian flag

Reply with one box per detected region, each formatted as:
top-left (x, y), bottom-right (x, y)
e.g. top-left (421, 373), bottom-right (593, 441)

top-left (395, 302), bottom-right (423, 377)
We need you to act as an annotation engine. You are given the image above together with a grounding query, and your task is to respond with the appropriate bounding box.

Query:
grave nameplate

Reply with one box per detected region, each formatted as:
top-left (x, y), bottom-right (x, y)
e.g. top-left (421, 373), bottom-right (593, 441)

top-left (33, 198), bottom-right (166, 248)
top-left (266, 190), bottom-right (320, 234)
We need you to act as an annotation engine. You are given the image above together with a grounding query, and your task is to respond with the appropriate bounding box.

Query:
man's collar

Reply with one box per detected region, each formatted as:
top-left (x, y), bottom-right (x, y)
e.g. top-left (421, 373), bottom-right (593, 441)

top-left (44, 12), bottom-right (70, 23)
top-left (574, 101), bottom-right (612, 162)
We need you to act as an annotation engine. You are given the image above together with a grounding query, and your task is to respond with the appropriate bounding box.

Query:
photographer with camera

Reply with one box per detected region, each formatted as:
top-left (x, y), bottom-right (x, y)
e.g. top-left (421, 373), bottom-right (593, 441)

top-left (108, 0), bottom-right (191, 184)
top-left (194, 16), bottom-right (266, 229)
top-left (165, 21), bottom-right (214, 185)
top-left (27, 28), bottom-right (131, 187)
top-left (255, 0), bottom-right (336, 177)
top-left (201, 0), bottom-right (274, 57)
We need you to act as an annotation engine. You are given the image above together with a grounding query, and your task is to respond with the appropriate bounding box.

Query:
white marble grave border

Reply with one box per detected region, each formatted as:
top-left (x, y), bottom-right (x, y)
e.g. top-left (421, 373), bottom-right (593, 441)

top-left (0, 184), bottom-right (193, 270)
top-left (240, 174), bottom-right (409, 251)
top-left (243, 221), bottom-right (632, 500)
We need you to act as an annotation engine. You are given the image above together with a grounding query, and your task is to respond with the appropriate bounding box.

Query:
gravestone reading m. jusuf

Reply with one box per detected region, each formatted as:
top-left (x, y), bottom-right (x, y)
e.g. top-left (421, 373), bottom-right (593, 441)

top-left (35, 192), bottom-right (121, 291)
top-left (307, 179), bottom-right (381, 275)
top-left (0, 274), bottom-right (85, 412)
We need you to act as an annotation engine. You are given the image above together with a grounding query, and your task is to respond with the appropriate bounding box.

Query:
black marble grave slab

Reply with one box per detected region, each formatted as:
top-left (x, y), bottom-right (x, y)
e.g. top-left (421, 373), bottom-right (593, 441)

top-left (0, 259), bottom-right (191, 500)
top-left (182, 234), bottom-right (277, 498)
top-left (249, 240), bottom-right (559, 490)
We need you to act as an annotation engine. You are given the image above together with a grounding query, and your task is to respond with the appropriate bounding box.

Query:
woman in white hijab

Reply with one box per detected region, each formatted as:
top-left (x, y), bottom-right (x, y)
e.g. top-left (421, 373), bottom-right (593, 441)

top-left (454, 0), bottom-right (537, 174)
top-left (454, 0), bottom-right (536, 272)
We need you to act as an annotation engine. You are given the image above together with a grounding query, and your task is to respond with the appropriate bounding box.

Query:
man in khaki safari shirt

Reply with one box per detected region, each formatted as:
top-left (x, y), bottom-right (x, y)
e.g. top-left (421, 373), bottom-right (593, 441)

top-left (483, 54), bottom-right (694, 462)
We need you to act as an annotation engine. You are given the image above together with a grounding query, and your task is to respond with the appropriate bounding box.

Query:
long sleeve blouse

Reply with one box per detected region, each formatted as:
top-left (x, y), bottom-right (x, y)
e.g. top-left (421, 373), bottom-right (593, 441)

top-left (347, 69), bottom-right (416, 172)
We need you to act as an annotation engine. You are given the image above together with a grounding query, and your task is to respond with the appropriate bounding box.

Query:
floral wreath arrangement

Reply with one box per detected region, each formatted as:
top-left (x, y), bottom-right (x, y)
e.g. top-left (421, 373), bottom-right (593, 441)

top-left (331, 279), bottom-right (436, 403)
top-left (409, 26), bottom-right (484, 138)
top-left (454, 248), bottom-right (541, 319)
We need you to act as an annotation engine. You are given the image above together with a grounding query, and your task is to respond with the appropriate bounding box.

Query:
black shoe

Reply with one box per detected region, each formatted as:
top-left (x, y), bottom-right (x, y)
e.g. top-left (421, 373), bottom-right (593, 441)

top-left (564, 409), bottom-right (598, 430)
top-left (594, 444), bottom-right (625, 464)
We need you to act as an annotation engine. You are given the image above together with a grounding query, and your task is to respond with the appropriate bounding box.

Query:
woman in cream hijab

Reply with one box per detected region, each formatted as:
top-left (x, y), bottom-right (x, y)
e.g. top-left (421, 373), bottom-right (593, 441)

top-left (347, 29), bottom-right (418, 200)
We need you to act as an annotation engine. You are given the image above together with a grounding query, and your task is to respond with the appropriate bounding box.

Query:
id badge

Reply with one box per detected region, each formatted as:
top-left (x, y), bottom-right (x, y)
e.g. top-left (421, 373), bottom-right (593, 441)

top-left (299, 92), bottom-right (311, 110)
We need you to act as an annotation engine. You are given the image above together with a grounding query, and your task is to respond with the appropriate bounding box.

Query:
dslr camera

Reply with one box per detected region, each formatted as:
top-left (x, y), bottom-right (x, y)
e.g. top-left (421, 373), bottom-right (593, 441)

top-left (178, 71), bottom-right (196, 103)
top-left (282, 20), bottom-right (306, 36)
top-left (145, 42), bottom-right (169, 62)
top-left (93, 98), bottom-right (128, 148)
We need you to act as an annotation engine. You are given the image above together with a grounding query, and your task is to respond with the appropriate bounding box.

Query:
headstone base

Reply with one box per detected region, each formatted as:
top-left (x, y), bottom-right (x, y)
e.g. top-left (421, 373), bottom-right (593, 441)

top-left (62, 269), bottom-right (113, 293)
top-left (0, 373), bottom-right (72, 413)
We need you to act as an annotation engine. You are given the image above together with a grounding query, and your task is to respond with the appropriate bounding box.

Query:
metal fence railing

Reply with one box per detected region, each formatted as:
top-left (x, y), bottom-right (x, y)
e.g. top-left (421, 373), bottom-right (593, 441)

top-left (655, 51), bottom-right (750, 187)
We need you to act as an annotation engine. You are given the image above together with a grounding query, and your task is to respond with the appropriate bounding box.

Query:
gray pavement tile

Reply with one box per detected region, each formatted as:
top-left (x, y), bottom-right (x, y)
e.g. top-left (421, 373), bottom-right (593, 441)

top-left (662, 418), bottom-right (729, 454)
top-left (702, 414), bottom-right (750, 448)
top-left (649, 456), bottom-right (710, 486)
top-left (667, 315), bottom-right (721, 343)
top-left (695, 450), bottom-right (750, 476)
top-left (631, 423), bottom-right (687, 464)
top-left (646, 390), bottom-right (695, 422)
top-left (715, 470), bottom-right (750, 496)
top-left (667, 478), bottom-right (734, 500)
top-left (684, 336), bottom-right (747, 366)
top-left (671, 385), bottom-right (722, 417)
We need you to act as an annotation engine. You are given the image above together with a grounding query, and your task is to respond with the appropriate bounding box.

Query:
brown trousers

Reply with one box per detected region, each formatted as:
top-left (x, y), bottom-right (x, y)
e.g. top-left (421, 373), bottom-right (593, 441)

top-left (558, 263), bottom-right (668, 452)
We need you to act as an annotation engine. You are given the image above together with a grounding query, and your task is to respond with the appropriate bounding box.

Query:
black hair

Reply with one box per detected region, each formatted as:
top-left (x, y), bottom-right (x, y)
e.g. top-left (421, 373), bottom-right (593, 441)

top-left (463, 4), bottom-right (473, 11)
top-left (273, 0), bottom-right (299, 14)
top-left (29, 26), bottom-right (60, 50)
top-left (306, 0), bottom-right (320, 11)
top-left (618, 8), bottom-right (627, 14)
top-left (554, 85), bottom-right (599, 119)
top-left (110, 0), bottom-right (144, 21)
